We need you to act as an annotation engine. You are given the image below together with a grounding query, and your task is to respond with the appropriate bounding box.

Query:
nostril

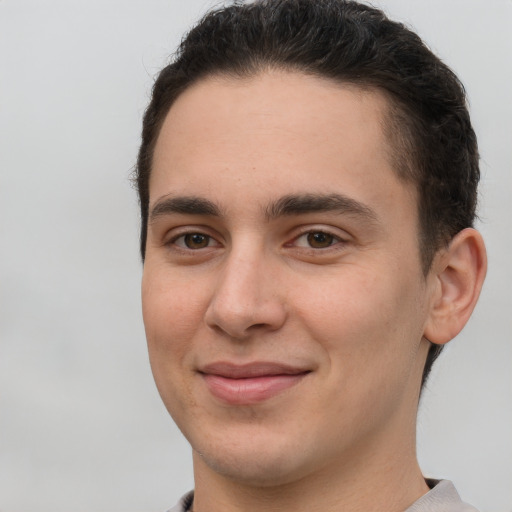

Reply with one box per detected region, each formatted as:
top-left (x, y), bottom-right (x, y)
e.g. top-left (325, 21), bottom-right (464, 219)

top-left (250, 323), bottom-right (267, 330)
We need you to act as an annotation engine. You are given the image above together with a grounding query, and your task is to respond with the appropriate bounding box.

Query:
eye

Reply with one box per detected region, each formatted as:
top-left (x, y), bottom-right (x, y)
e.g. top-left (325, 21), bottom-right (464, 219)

top-left (172, 232), bottom-right (218, 250)
top-left (294, 230), bottom-right (341, 249)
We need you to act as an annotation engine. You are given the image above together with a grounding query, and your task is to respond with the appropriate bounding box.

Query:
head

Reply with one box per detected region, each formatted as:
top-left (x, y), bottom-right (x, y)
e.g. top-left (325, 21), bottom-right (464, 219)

top-left (136, 0), bottom-right (486, 489)
top-left (136, 0), bottom-right (480, 389)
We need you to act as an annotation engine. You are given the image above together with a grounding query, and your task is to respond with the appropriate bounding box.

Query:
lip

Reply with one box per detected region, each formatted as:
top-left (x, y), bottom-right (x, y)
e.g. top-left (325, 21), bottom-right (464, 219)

top-left (199, 362), bottom-right (311, 405)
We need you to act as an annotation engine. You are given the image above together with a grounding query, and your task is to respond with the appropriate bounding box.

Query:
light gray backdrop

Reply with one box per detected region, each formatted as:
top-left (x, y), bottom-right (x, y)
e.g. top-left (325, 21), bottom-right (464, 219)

top-left (1, 1), bottom-right (511, 511)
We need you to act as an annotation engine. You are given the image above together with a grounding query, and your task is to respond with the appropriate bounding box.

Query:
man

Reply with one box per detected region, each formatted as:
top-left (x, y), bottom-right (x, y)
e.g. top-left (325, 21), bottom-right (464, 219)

top-left (135, 1), bottom-right (487, 511)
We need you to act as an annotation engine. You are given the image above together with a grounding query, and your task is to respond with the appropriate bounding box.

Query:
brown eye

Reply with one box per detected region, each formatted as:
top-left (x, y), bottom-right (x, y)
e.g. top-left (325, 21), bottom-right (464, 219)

top-left (183, 233), bottom-right (211, 249)
top-left (306, 232), bottom-right (335, 248)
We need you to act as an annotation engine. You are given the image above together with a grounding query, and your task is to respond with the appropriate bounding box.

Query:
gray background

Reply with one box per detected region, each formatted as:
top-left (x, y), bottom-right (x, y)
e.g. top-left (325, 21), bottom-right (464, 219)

top-left (0, 0), bottom-right (510, 510)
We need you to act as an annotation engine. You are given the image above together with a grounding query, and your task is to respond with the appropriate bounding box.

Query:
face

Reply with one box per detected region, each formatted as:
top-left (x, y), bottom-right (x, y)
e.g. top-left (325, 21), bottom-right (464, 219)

top-left (142, 71), bottom-right (433, 486)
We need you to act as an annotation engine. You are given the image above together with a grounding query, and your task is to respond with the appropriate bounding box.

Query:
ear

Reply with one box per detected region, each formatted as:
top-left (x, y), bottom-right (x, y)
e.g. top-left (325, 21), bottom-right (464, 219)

top-left (424, 228), bottom-right (487, 345)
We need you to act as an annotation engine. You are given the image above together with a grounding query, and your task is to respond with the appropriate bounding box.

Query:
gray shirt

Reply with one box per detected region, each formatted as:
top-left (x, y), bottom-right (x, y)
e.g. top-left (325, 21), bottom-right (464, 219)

top-left (167, 480), bottom-right (479, 512)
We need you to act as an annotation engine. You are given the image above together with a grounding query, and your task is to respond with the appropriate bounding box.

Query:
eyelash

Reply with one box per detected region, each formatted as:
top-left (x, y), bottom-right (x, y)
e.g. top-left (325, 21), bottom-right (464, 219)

top-left (167, 228), bottom-right (346, 252)
top-left (290, 230), bottom-right (345, 250)
top-left (168, 231), bottom-right (220, 250)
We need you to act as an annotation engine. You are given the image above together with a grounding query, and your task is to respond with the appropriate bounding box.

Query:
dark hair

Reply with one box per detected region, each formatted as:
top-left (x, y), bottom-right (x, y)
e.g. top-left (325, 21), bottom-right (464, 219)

top-left (135, 0), bottom-right (479, 387)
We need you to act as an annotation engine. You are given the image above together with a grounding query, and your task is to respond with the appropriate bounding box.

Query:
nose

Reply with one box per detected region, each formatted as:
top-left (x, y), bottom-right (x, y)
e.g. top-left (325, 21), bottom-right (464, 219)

top-left (204, 246), bottom-right (287, 340)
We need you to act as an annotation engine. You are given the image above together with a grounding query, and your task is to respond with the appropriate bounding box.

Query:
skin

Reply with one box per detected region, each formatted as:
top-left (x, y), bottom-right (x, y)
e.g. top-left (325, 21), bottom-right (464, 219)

top-left (142, 70), bottom-right (486, 512)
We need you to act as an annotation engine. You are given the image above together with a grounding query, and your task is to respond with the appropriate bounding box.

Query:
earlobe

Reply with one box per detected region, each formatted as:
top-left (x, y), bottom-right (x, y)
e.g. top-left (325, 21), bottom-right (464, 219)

top-left (424, 228), bottom-right (487, 345)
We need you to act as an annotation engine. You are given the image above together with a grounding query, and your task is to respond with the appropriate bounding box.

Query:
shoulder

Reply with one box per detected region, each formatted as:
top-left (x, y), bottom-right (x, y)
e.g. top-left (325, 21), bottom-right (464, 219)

top-left (405, 480), bottom-right (479, 512)
top-left (167, 483), bottom-right (478, 512)
top-left (166, 491), bottom-right (194, 512)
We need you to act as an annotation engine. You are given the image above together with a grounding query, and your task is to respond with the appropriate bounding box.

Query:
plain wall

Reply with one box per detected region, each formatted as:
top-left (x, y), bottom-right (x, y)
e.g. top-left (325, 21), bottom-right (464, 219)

top-left (0, 0), bottom-right (510, 510)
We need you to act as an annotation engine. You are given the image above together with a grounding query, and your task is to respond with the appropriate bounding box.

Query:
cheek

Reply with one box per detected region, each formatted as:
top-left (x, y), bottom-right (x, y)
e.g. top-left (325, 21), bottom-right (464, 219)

top-left (293, 269), bottom-right (427, 437)
top-left (142, 267), bottom-right (207, 343)
top-left (294, 267), bottom-right (425, 381)
top-left (141, 270), bottom-right (208, 398)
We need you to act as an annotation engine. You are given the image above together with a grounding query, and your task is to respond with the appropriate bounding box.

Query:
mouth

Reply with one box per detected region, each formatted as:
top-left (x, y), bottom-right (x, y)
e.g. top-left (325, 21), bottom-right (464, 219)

top-left (198, 362), bottom-right (311, 405)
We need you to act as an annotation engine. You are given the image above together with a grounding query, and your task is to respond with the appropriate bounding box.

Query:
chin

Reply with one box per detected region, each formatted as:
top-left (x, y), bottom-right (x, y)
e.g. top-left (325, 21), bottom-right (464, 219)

top-left (199, 450), bottom-right (308, 487)
top-left (191, 425), bottom-right (321, 487)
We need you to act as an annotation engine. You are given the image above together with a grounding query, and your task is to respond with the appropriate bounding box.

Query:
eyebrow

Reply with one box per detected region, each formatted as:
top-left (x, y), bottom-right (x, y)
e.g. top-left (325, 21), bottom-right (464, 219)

top-left (149, 192), bottom-right (379, 226)
top-left (265, 193), bottom-right (380, 224)
top-left (149, 195), bottom-right (221, 222)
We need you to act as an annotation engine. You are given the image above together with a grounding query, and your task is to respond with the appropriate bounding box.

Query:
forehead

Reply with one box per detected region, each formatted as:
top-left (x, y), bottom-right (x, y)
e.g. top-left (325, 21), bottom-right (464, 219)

top-left (154, 71), bottom-right (392, 167)
top-left (150, 70), bottom-right (415, 221)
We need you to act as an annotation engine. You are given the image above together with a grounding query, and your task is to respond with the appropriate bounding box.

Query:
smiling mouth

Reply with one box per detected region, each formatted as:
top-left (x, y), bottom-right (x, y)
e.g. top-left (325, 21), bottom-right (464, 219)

top-left (199, 362), bottom-right (311, 405)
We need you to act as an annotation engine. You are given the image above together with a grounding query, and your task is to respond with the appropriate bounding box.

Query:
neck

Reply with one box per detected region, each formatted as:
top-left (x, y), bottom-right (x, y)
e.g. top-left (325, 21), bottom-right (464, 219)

top-left (191, 426), bottom-right (428, 512)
